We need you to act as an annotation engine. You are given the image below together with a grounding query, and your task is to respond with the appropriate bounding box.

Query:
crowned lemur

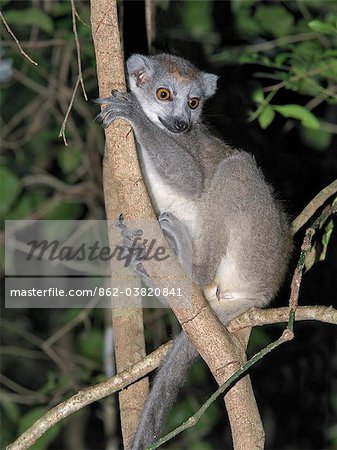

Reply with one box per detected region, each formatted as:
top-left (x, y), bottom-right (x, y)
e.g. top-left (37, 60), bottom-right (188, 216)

top-left (96, 53), bottom-right (291, 449)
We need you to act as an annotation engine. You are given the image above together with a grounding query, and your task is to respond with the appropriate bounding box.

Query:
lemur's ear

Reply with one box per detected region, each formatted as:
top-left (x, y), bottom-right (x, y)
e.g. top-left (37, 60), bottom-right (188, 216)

top-left (127, 54), bottom-right (153, 87)
top-left (202, 72), bottom-right (219, 99)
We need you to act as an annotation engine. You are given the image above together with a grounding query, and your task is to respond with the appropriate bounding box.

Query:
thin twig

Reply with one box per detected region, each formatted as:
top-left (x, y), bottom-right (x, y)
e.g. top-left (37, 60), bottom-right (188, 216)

top-left (58, 75), bottom-right (80, 146)
top-left (44, 297), bottom-right (98, 347)
top-left (227, 305), bottom-right (337, 332)
top-left (6, 342), bottom-right (172, 450)
top-left (0, 11), bottom-right (38, 65)
top-left (264, 65), bottom-right (335, 94)
top-left (290, 203), bottom-right (336, 309)
top-left (70, 0), bottom-right (88, 100)
top-left (291, 179), bottom-right (337, 234)
top-left (211, 32), bottom-right (318, 61)
top-left (1, 39), bottom-right (66, 48)
top-left (145, 0), bottom-right (155, 51)
top-left (319, 120), bottom-right (337, 135)
top-left (243, 32), bottom-right (318, 54)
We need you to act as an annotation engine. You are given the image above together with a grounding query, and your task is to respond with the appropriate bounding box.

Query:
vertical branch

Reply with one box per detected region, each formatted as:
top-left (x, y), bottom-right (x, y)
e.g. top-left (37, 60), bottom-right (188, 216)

top-left (145, 0), bottom-right (155, 51)
top-left (90, 0), bottom-right (150, 447)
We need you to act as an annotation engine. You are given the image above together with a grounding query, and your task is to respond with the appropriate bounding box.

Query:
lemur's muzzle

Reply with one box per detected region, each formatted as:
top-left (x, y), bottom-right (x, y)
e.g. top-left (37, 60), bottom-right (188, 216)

top-left (159, 117), bottom-right (190, 133)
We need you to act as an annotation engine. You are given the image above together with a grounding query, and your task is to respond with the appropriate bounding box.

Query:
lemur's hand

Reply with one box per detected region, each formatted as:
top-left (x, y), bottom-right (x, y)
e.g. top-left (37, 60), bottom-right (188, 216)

top-left (116, 215), bottom-right (149, 278)
top-left (95, 91), bottom-right (136, 128)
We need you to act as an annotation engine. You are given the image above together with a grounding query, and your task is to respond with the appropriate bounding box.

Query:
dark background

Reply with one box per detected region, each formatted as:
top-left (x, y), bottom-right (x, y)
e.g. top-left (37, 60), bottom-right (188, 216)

top-left (1, 1), bottom-right (336, 449)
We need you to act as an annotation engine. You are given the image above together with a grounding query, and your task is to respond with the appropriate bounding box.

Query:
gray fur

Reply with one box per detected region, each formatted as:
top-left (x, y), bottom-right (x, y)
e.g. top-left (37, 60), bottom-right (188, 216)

top-left (96, 53), bottom-right (291, 449)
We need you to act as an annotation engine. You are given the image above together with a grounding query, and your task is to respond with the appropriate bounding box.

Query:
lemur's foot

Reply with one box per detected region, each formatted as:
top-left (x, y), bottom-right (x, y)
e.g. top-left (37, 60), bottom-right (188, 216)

top-left (159, 212), bottom-right (187, 255)
top-left (159, 212), bottom-right (193, 274)
top-left (95, 91), bottom-right (135, 129)
top-left (116, 215), bottom-right (149, 278)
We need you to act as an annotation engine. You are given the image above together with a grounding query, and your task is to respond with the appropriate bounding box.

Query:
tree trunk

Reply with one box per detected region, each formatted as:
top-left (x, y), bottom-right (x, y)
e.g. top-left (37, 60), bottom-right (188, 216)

top-left (90, 1), bottom-right (149, 447)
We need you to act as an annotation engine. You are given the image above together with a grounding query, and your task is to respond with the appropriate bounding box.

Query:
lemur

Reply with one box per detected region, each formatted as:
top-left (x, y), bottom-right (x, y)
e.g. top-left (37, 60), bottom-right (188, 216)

top-left (96, 53), bottom-right (291, 449)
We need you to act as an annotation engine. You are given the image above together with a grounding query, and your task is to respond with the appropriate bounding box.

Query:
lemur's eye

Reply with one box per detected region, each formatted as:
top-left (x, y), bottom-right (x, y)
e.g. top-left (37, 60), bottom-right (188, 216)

top-left (156, 88), bottom-right (171, 101)
top-left (188, 97), bottom-right (200, 109)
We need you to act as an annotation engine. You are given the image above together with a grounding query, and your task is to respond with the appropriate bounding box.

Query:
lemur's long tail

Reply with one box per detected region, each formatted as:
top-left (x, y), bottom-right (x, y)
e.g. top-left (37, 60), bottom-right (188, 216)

top-left (131, 331), bottom-right (198, 450)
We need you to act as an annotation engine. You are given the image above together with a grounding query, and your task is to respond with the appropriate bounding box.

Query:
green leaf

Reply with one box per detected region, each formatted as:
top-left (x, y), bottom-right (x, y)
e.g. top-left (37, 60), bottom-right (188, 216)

top-left (6, 193), bottom-right (35, 219)
top-left (4, 9), bottom-right (54, 34)
top-left (300, 127), bottom-right (332, 150)
top-left (45, 202), bottom-right (83, 220)
top-left (255, 5), bottom-right (294, 38)
top-left (0, 166), bottom-right (21, 216)
top-left (57, 147), bottom-right (82, 175)
top-left (0, 244), bottom-right (5, 271)
top-left (320, 220), bottom-right (334, 262)
top-left (231, 0), bottom-right (256, 14)
top-left (192, 442), bottom-right (214, 450)
top-left (275, 53), bottom-right (289, 66)
top-left (2, 399), bottom-right (20, 424)
top-left (50, 1), bottom-right (72, 17)
top-left (258, 105), bottom-right (275, 129)
top-left (78, 330), bottom-right (103, 362)
top-left (273, 104), bottom-right (320, 129)
top-left (252, 87), bottom-right (264, 104)
top-left (304, 244), bottom-right (316, 272)
top-left (181, 1), bottom-right (212, 38)
top-left (236, 9), bottom-right (262, 37)
top-left (308, 20), bottom-right (336, 35)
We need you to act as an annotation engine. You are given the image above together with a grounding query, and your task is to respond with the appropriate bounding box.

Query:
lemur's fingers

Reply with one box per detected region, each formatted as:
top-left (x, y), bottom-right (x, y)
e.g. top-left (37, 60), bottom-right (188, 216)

top-left (116, 220), bottom-right (143, 240)
top-left (94, 107), bottom-right (116, 127)
top-left (93, 97), bottom-right (113, 105)
top-left (94, 92), bottom-right (133, 128)
top-left (115, 219), bottom-right (145, 266)
top-left (94, 91), bottom-right (130, 104)
top-left (159, 211), bottom-right (176, 223)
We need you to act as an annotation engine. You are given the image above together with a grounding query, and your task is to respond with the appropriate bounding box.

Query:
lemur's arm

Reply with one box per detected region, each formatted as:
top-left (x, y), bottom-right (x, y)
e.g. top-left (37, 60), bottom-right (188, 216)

top-left (96, 92), bottom-right (204, 197)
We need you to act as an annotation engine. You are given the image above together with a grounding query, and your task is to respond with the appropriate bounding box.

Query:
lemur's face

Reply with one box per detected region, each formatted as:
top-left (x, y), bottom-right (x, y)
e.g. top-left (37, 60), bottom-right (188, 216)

top-left (127, 54), bottom-right (218, 134)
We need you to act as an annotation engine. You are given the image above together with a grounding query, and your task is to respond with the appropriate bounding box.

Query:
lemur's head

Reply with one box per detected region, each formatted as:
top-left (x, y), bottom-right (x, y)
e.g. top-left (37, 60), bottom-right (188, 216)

top-left (127, 54), bottom-right (218, 134)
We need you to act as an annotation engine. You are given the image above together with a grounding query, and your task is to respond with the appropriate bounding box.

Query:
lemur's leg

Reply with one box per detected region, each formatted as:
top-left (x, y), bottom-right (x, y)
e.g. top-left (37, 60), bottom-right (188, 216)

top-left (159, 212), bottom-right (221, 288)
top-left (95, 92), bottom-right (203, 197)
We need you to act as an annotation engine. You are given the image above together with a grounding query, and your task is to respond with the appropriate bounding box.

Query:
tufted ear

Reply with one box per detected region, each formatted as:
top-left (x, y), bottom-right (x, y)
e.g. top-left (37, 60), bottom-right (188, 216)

top-left (201, 72), bottom-right (219, 99)
top-left (126, 54), bottom-right (153, 87)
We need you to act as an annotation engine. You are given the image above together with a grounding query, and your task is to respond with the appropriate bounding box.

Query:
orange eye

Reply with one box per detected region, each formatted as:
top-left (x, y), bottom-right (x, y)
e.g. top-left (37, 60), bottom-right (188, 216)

top-left (156, 88), bottom-right (171, 101)
top-left (188, 97), bottom-right (199, 109)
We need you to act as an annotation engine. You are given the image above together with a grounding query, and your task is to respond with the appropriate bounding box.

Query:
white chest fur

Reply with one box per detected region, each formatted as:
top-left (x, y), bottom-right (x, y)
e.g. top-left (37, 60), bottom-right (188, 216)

top-left (138, 145), bottom-right (199, 238)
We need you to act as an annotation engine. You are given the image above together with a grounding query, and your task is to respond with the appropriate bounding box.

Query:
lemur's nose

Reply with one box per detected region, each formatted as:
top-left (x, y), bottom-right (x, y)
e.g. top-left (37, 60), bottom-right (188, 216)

top-left (174, 120), bottom-right (188, 132)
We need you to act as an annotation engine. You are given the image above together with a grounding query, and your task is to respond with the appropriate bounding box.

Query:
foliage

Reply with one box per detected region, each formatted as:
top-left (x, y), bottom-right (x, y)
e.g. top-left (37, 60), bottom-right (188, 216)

top-left (0, 0), bottom-right (103, 228)
top-left (1, 1), bottom-right (336, 449)
top-left (222, 1), bottom-right (337, 148)
top-left (176, 1), bottom-right (337, 150)
top-left (1, 1), bottom-right (104, 447)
